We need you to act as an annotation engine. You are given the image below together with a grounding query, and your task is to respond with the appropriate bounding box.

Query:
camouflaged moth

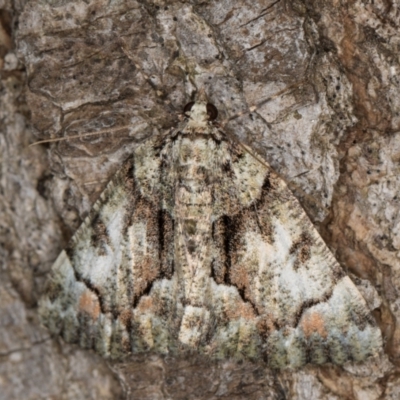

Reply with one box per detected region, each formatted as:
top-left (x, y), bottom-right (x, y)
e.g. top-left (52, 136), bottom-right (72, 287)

top-left (39, 91), bottom-right (382, 369)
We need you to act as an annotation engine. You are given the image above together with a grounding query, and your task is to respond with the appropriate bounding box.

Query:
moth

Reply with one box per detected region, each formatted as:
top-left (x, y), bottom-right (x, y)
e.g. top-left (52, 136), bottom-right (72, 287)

top-left (39, 91), bottom-right (382, 369)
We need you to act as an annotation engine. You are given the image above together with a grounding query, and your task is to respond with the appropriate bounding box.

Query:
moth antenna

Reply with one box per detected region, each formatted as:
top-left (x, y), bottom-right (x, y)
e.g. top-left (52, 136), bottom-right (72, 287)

top-left (216, 79), bottom-right (329, 211)
top-left (219, 127), bottom-right (270, 169)
top-left (29, 41), bottom-right (154, 148)
top-left (223, 129), bottom-right (326, 213)
top-left (285, 176), bottom-right (329, 214)
top-left (29, 124), bottom-right (133, 147)
top-left (219, 79), bottom-right (307, 128)
top-left (246, 141), bottom-right (330, 211)
top-left (83, 178), bottom-right (112, 187)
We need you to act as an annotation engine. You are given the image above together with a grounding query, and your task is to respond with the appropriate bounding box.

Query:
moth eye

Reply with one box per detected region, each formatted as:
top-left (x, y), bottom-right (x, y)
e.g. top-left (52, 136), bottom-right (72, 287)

top-left (183, 102), bottom-right (195, 115)
top-left (206, 103), bottom-right (218, 121)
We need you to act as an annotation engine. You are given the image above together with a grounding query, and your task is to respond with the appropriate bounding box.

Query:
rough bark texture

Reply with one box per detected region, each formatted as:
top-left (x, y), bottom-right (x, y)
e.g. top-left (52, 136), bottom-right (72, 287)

top-left (1, 0), bottom-right (399, 398)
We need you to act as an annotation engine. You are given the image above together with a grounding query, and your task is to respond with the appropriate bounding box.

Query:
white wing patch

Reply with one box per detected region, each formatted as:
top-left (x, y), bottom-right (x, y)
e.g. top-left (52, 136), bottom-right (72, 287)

top-left (39, 95), bottom-right (382, 368)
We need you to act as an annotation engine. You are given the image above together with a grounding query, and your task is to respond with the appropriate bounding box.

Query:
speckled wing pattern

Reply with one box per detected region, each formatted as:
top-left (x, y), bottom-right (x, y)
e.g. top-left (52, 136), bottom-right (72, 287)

top-left (39, 94), bottom-right (382, 368)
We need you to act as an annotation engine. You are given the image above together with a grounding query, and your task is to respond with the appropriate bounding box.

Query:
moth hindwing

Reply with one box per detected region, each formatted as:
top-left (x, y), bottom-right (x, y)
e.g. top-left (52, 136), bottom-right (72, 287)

top-left (39, 92), bottom-right (382, 368)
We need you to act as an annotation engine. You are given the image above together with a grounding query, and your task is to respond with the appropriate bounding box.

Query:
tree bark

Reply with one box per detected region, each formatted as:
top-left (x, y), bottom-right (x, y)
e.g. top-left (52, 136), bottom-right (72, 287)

top-left (1, 0), bottom-right (399, 398)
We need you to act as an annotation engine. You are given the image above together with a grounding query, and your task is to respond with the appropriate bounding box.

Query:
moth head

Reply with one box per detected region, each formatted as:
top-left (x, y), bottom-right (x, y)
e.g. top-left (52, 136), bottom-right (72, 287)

top-left (183, 90), bottom-right (218, 123)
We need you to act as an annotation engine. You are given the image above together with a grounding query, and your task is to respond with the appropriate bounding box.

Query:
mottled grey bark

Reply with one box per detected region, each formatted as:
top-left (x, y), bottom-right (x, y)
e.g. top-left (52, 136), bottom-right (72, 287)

top-left (1, 0), bottom-right (399, 398)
